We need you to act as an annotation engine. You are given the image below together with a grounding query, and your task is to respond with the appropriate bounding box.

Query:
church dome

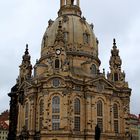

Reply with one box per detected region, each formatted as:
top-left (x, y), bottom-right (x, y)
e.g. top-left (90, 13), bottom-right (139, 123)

top-left (41, 0), bottom-right (99, 61)
top-left (35, 0), bottom-right (101, 77)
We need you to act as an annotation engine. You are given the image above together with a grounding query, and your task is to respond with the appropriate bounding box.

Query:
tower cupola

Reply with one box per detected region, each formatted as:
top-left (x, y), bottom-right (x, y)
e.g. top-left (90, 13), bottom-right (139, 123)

top-left (19, 44), bottom-right (32, 83)
top-left (58, 0), bottom-right (81, 16)
top-left (38, 0), bottom-right (100, 77)
top-left (107, 39), bottom-right (128, 87)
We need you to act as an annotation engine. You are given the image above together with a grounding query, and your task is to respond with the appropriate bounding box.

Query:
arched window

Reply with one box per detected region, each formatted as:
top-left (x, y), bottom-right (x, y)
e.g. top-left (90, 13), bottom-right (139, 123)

top-left (74, 98), bottom-right (80, 115)
top-left (113, 103), bottom-right (119, 133)
top-left (74, 98), bottom-right (80, 131)
top-left (97, 100), bottom-right (103, 132)
top-left (39, 99), bottom-right (44, 130)
top-left (113, 104), bottom-right (118, 119)
top-left (83, 33), bottom-right (90, 44)
top-left (114, 73), bottom-right (119, 81)
top-left (97, 100), bottom-right (103, 117)
top-left (91, 64), bottom-right (97, 75)
top-left (55, 59), bottom-right (60, 69)
top-left (52, 96), bottom-right (60, 113)
top-left (52, 96), bottom-right (60, 130)
top-left (25, 102), bottom-right (29, 129)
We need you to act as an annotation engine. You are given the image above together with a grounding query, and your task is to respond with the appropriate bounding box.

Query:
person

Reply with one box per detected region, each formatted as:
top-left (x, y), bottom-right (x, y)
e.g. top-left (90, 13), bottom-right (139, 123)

top-left (95, 124), bottom-right (101, 140)
top-left (71, 0), bottom-right (74, 5)
top-left (130, 134), bottom-right (133, 140)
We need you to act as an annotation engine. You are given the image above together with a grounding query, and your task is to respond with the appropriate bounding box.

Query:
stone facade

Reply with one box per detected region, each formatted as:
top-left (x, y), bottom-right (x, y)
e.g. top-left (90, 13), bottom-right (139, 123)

top-left (8, 0), bottom-right (131, 140)
top-left (129, 114), bottom-right (139, 140)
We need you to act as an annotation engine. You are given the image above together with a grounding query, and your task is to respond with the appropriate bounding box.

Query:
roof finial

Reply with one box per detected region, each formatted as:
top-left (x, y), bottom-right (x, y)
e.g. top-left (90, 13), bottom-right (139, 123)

top-left (22, 44), bottom-right (31, 63)
top-left (55, 21), bottom-right (64, 43)
top-left (113, 38), bottom-right (116, 45)
top-left (26, 44), bottom-right (28, 48)
top-left (113, 38), bottom-right (117, 49)
top-left (25, 44), bottom-right (29, 55)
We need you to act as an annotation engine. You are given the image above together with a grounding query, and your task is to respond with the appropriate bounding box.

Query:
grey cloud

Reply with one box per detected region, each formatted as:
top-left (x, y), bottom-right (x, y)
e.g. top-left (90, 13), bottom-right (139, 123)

top-left (0, 0), bottom-right (140, 115)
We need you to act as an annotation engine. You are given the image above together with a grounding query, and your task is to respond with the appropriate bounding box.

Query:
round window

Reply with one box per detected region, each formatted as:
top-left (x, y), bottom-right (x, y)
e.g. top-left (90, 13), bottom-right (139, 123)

top-left (53, 78), bottom-right (60, 87)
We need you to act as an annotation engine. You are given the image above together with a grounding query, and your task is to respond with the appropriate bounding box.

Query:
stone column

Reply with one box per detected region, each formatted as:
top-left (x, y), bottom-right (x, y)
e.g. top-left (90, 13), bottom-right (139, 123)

top-left (61, 95), bottom-right (68, 130)
top-left (61, 0), bottom-right (65, 7)
top-left (77, 0), bottom-right (79, 6)
top-left (86, 95), bottom-right (92, 130)
top-left (66, 0), bottom-right (71, 5)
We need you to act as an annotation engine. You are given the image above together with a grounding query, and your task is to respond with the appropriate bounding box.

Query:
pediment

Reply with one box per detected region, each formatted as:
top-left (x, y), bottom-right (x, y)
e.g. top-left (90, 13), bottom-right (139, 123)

top-left (42, 74), bottom-right (66, 88)
top-left (18, 80), bottom-right (33, 91)
top-left (86, 77), bottom-right (115, 90)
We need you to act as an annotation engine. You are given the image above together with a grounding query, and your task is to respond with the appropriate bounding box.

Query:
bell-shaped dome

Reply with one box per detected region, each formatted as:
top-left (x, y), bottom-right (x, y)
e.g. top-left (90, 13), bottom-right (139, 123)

top-left (41, 0), bottom-right (99, 60)
top-left (36, 0), bottom-right (100, 77)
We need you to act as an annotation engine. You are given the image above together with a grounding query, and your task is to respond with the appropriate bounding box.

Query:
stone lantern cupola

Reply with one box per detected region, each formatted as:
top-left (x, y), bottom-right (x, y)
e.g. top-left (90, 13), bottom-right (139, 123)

top-left (19, 44), bottom-right (32, 83)
top-left (38, 0), bottom-right (100, 78)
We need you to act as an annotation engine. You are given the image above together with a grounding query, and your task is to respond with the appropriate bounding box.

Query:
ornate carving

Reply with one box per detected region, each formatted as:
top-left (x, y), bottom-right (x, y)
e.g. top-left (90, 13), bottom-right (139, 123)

top-left (19, 90), bottom-right (24, 105)
top-left (43, 34), bottom-right (48, 48)
top-left (90, 23), bottom-right (94, 30)
top-left (55, 21), bottom-right (64, 44)
top-left (19, 44), bottom-right (32, 83)
top-left (63, 15), bottom-right (69, 22)
top-left (48, 19), bottom-right (54, 27)
top-left (110, 39), bottom-right (122, 69)
top-left (107, 39), bottom-right (127, 87)
top-left (62, 59), bottom-right (70, 72)
top-left (80, 16), bottom-right (86, 24)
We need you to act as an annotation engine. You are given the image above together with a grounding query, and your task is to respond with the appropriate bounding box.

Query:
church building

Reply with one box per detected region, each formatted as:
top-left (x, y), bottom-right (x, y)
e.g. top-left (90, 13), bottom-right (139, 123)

top-left (8, 0), bottom-right (131, 140)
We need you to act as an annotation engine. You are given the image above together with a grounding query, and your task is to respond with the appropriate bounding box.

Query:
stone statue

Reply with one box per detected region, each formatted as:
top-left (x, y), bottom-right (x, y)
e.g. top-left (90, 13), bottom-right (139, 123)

top-left (71, 0), bottom-right (74, 5)
top-left (95, 124), bottom-right (101, 140)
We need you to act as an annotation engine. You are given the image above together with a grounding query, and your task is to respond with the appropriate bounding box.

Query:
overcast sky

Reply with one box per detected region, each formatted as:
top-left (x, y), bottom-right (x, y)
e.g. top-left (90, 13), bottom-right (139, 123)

top-left (0, 0), bottom-right (139, 115)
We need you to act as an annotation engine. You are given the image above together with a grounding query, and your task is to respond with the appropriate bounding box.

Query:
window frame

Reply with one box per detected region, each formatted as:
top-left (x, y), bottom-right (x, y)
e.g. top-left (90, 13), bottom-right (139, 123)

top-left (90, 64), bottom-right (97, 75)
top-left (97, 100), bottom-right (104, 132)
top-left (55, 59), bottom-right (60, 69)
top-left (113, 103), bottom-right (119, 133)
top-left (52, 96), bottom-right (60, 131)
top-left (97, 100), bottom-right (103, 117)
top-left (74, 98), bottom-right (81, 131)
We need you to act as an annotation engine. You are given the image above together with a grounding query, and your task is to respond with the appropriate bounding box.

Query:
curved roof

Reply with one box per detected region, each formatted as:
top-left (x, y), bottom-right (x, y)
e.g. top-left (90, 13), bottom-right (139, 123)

top-left (41, 15), bottom-right (98, 58)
